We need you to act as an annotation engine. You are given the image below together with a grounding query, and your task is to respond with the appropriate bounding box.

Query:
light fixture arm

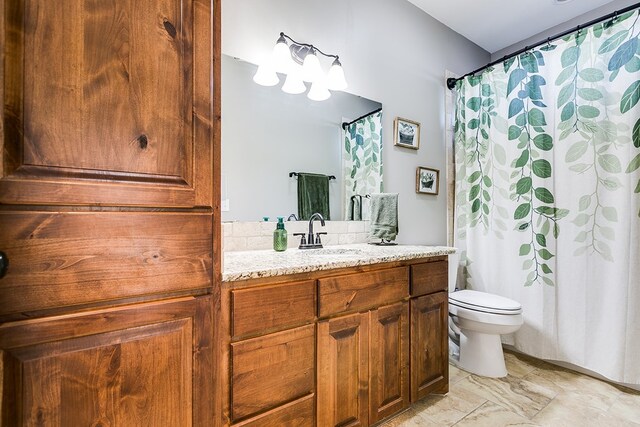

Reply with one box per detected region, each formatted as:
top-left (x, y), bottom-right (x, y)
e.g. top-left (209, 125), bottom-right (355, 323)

top-left (279, 32), bottom-right (340, 60)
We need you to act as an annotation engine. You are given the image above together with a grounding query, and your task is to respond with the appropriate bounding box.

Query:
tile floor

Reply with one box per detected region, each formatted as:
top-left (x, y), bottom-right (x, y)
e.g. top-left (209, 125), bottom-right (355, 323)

top-left (381, 350), bottom-right (640, 426)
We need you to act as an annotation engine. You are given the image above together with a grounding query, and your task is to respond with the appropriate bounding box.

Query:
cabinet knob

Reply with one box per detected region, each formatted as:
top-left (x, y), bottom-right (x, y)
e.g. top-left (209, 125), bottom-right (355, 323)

top-left (0, 251), bottom-right (8, 279)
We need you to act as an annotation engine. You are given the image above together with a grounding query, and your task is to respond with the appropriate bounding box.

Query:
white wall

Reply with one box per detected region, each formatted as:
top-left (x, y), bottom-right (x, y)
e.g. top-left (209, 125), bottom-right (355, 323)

top-left (222, 0), bottom-right (489, 245)
top-left (492, 0), bottom-right (638, 60)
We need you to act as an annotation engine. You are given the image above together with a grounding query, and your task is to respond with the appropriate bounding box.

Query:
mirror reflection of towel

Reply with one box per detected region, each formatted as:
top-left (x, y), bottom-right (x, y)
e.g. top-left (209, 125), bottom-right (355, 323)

top-left (297, 173), bottom-right (331, 220)
top-left (369, 193), bottom-right (398, 241)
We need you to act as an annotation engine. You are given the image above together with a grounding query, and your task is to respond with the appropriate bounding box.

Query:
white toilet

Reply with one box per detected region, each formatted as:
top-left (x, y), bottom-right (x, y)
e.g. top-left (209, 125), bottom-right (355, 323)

top-left (448, 290), bottom-right (523, 378)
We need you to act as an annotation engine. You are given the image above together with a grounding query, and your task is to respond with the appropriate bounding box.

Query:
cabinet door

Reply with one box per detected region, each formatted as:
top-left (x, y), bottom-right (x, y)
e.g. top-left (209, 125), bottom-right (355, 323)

top-left (369, 302), bottom-right (410, 424)
top-left (0, 296), bottom-right (213, 426)
top-left (317, 313), bottom-right (369, 427)
top-left (0, 0), bottom-right (214, 208)
top-left (410, 292), bottom-right (449, 401)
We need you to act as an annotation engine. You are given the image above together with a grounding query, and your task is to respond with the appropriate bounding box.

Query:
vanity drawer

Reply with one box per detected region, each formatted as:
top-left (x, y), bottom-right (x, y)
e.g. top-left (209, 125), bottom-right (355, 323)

top-left (232, 280), bottom-right (316, 339)
top-left (231, 325), bottom-right (315, 421)
top-left (411, 260), bottom-right (448, 297)
top-left (0, 211), bottom-right (212, 317)
top-left (318, 267), bottom-right (409, 317)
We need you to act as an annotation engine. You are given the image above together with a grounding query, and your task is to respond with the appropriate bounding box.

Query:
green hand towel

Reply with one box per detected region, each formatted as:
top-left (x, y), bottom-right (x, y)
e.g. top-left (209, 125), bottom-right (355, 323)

top-left (297, 173), bottom-right (331, 220)
top-left (369, 193), bottom-right (398, 241)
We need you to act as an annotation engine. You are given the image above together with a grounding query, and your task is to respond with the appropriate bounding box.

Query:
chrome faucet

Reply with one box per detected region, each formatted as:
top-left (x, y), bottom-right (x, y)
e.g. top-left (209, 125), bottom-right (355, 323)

top-left (294, 212), bottom-right (327, 249)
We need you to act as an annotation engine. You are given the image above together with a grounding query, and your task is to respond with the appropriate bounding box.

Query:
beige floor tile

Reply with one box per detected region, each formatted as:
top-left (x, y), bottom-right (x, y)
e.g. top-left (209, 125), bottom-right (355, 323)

top-left (533, 392), bottom-right (640, 427)
top-left (526, 366), bottom-right (621, 411)
top-left (609, 391), bottom-right (640, 425)
top-left (454, 401), bottom-right (541, 426)
top-left (455, 374), bottom-right (556, 419)
top-left (412, 384), bottom-right (487, 426)
top-left (449, 363), bottom-right (471, 385)
top-left (379, 407), bottom-right (440, 427)
top-left (504, 352), bottom-right (539, 378)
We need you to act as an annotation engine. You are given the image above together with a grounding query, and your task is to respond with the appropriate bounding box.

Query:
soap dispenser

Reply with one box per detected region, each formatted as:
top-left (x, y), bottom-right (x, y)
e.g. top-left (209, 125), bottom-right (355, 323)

top-left (273, 217), bottom-right (288, 251)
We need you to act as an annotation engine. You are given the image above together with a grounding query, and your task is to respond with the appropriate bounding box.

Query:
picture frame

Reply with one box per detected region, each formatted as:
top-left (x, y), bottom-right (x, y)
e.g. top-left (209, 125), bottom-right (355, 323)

top-left (393, 117), bottom-right (420, 149)
top-left (416, 166), bottom-right (439, 195)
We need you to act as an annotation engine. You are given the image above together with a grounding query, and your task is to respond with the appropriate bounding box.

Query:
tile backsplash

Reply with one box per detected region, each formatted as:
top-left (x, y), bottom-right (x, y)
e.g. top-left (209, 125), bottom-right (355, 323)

top-left (223, 220), bottom-right (371, 252)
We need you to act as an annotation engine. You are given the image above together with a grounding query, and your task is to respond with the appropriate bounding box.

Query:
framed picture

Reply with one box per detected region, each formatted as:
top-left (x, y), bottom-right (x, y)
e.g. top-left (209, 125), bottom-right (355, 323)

top-left (393, 117), bottom-right (420, 149)
top-left (416, 167), bottom-right (439, 195)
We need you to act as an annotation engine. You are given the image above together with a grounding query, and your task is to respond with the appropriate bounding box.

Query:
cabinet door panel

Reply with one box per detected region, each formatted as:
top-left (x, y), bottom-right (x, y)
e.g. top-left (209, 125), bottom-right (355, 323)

top-left (0, 0), bottom-right (213, 207)
top-left (410, 292), bottom-right (448, 401)
top-left (369, 302), bottom-right (409, 424)
top-left (317, 313), bottom-right (368, 427)
top-left (0, 296), bottom-right (213, 426)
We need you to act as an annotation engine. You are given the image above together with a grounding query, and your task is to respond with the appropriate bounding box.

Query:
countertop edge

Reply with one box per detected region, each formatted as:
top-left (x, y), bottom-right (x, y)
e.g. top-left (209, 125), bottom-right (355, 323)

top-left (222, 245), bottom-right (456, 282)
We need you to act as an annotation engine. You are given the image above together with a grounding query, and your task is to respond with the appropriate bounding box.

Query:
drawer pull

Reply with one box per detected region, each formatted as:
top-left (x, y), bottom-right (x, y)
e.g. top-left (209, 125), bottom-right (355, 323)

top-left (0, 251), bottom-right (8, 279)
top-left (346, 291), bottom-right (357, 307)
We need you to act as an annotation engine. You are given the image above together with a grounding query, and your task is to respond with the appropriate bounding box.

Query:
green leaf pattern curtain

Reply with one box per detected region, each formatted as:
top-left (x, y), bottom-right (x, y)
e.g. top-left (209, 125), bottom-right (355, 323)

top-left (343, 111), bottom-right (383, 220)
top-left (454, 9), bottom-right (640, 384)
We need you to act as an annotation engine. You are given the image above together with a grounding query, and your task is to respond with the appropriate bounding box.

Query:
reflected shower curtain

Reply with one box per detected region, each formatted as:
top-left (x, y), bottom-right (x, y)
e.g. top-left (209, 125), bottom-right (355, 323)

top-left (343, 110), bottom-right (383, 220)
top-left (453, 9), bottom-right (640, 385)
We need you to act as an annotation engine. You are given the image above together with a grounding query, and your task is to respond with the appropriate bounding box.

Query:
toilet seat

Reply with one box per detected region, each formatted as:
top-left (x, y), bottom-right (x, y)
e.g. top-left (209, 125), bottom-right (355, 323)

top-left (449, 290), bottom-right (522, 315)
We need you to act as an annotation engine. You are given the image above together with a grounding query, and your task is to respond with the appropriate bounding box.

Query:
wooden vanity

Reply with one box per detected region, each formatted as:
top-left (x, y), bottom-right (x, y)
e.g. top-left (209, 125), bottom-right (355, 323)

top-left (221, 247), bottom-right (452, 426)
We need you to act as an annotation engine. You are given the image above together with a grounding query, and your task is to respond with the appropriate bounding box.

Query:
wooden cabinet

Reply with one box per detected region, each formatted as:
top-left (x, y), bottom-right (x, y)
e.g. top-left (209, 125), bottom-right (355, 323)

top-left (369, 302), bottom-right (410, 424)
top-left (317, 303), bottom-right (410, 427)
top-left (317, 312), bottom-right (369, 427)
top-left (0, 0), bottom-right (215, 208)
top-left (410, 292), bottom-right (449, 401)
top-left (0, 297), bottom-right (213, 426)
top-left (225, 278), bottom-right (317, 426)
top-left (0, 0), bottom-right (220, 424)
top-left (224, 258), bottom-right (447, 427)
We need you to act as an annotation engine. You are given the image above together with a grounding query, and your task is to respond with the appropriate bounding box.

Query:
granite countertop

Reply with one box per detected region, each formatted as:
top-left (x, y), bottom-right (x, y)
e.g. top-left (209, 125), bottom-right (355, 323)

top-left (223, 243), bottom-right (456, 282)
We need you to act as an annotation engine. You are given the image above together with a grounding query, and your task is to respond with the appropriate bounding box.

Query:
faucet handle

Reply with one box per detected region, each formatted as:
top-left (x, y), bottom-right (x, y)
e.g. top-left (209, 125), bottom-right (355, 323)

top-left (315, 232), bottom-right (328, 245)
top-left (293, 233), bottom-right (307, 245)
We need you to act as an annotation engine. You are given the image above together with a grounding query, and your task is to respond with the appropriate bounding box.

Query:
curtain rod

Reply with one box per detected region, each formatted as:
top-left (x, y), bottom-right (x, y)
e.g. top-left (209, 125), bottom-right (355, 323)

top-left (447, 1), bottom-right (640, 90)
top-left (341, 107), bottom-right (382, 129)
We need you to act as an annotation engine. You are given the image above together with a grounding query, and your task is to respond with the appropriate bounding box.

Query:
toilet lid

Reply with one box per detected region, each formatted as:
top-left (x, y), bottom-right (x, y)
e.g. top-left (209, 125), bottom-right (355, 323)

top-left (449, 290), bottom-right (522, 315)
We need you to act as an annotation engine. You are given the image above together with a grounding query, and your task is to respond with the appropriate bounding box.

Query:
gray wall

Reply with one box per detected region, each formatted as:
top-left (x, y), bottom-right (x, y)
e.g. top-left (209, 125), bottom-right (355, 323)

top-left (222, 0), bottom-right (489, 244)
top-left (221, 55), bottom-right (380, 221)
top-left (492, 0), bottom-right (638, 60)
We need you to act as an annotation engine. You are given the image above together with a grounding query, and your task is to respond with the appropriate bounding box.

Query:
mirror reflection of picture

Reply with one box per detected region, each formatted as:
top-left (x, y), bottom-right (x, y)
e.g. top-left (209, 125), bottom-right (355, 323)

top-left (393, 117), bottom-right (420, 149)
top-left (416, 167), bottom-right (439, 195)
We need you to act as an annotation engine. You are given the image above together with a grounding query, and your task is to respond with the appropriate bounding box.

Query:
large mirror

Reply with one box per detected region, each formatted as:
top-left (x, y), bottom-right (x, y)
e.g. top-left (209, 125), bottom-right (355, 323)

top-left (221, 55), bottom-right (382, 221)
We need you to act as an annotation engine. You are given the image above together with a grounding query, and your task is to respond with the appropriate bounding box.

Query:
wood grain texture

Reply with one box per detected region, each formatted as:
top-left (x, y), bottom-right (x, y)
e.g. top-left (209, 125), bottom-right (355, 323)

top-left (231, 280), bottom-right (316, 340)
top-left (317, 313), bottom-right (368, 427)
top-left (231, 325), bottom-right (315, 422)
top-left (369, 302), bottom-right (410, 424)
top-left (0, 297), bottom-right (213, 426)
top-left (0, 0), bottom-right (213, 208)
top-left (411, 260), bottom-right (448, 297)
top-left (232, 394), bottom-right (314, 427)
top-left (0, 211), bottom-right (212, 317)
top-left (318, 266), bottom-right (409, 318)
top-left (410, 291), bottom-right (449, 401)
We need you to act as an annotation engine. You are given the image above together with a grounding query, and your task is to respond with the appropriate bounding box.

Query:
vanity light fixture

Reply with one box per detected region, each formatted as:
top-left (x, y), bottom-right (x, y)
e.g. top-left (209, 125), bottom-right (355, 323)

top-left (253, 32), bottom-right (348, 101)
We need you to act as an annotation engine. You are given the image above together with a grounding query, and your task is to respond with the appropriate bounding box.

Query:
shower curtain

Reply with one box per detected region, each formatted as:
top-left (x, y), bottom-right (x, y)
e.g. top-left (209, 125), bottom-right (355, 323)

top-left (343, 110), bottom-right (383, 220)
top-left (453, 9), bottom-right (640, 385)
